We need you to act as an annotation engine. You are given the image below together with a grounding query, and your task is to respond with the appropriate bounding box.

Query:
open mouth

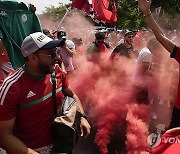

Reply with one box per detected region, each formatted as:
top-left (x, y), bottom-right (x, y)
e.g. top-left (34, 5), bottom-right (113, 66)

top-left (50, 61), bottom-right (59, 72)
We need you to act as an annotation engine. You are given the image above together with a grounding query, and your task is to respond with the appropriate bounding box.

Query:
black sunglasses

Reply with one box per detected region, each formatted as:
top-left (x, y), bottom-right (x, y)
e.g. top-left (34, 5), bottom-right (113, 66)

top-left (37, 50), bottom-right (60, 59)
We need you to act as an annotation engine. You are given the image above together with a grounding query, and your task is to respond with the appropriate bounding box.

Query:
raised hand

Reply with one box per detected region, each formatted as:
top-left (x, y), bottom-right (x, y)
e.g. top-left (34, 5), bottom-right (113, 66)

top-left (29, 4), bottom-right (36, 12)
top-left (138, 0), bottom-right (152, 15)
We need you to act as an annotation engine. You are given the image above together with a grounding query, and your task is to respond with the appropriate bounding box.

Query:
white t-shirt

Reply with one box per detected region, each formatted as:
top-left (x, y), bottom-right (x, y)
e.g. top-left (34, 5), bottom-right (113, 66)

top-left (133, 47), bottom-right (152, 87)
top-left (58, 40), bottom-right (75, 72)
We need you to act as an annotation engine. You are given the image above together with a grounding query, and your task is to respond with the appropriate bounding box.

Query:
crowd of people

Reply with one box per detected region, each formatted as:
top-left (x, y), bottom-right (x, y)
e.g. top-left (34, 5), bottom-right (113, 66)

top-left (0, 0), bottom-right (180, 153)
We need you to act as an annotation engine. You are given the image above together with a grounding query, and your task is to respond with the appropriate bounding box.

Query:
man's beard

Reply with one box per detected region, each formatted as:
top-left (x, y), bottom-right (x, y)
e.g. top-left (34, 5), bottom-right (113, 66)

top-left (125, 39), bottom-right (133, 46)
top-left (38, 62), bottom-right (51, 74)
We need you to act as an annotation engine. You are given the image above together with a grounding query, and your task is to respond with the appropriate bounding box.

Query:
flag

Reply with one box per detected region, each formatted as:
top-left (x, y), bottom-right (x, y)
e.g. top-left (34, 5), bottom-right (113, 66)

top-left (71, 0), bottom-right (88, 10)
top-left (71, 0), bottom-right (117, 23)
top-left (93, 0), bottom-right (117, 23)
top-left (71, 0), bottom-right (91, 14)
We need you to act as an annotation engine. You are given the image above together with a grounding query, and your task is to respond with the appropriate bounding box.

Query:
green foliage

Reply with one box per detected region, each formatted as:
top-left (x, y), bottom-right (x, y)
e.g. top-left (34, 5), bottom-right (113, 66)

top-left (152, 0), bottom-right (180, 15)
top-left (116, 0), bottom-right (144, 30)
top-left (115, 0), bottom-right (180, 30)
top-left (39, 3), bottom-right (68, 20)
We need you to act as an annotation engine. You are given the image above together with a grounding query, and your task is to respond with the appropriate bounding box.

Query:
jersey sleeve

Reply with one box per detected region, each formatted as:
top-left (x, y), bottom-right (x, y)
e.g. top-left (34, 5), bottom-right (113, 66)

top-left (170, 46), bottom-right (180, 63)
top-left (0, 81), bottom-right (20, 120)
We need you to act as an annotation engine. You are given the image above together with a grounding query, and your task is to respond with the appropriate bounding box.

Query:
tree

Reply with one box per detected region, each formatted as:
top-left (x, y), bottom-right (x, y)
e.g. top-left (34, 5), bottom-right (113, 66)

top-left (152, 0), bottom-right (180, 15)
top-left (115, 0), bottom-right (145, 30)
top-left (151, 0), bottom-right (180, 30)
top-left (39, 3), bottom-right (68, 21)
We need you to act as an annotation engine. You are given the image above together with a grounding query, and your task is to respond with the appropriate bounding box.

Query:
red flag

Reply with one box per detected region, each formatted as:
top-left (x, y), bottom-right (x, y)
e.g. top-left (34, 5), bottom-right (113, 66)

top-left (93, 0), bottom-right (117, 23)
top-left (71, 0), bottom-right (87, 9)
top-left (71, 0), bottom-right (91, 15)
top-left (71, 0), bottom-right (117, 23)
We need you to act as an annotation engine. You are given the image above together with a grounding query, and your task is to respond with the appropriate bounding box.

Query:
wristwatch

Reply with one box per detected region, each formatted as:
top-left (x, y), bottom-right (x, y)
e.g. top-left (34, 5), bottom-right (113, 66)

top-left (80, 113), bottom-right (88, 119)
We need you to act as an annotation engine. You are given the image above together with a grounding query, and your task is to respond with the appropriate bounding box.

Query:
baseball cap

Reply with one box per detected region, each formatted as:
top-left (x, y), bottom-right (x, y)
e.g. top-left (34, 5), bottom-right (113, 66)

top-left (57, 30), bottom-right (66, 39)
top-left (21, 32), bottom-right (61, 57)
top-left (125, 30), bottom-right (135, 36)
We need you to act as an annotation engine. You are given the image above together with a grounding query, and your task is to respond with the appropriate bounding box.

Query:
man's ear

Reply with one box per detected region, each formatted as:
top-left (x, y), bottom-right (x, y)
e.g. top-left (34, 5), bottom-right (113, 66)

top-left (28, 54), bottom-right (38, 62)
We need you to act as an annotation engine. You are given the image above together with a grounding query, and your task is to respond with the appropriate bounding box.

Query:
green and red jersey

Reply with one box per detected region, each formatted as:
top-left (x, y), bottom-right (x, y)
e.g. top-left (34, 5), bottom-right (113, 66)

top-left (0, 66), bottom-right (69, 149)
top-left (0, 1), bottom-right (42, 69)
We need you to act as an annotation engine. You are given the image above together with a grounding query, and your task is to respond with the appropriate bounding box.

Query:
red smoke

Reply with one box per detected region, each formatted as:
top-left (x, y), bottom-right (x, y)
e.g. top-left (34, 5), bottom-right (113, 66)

top-left (40, 10), bottom-right (179, 153)
top-left (68, 33), bottom-right (177, 153)
top-left (70, 52), bottom-right (137, 153)
top-left (126, 104), bottom-right (150, 153)
top-left (95, 113), bottom-right (119, 154)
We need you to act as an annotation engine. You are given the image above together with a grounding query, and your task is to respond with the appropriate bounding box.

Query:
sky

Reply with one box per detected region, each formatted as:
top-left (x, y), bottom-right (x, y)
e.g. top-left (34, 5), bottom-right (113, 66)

top-left (17, 0), bottom-right (70, 14)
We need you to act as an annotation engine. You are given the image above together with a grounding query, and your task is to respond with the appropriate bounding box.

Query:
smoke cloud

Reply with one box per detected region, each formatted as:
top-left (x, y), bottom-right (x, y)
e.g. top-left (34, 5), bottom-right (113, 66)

top-left (39, 9), bottom-right (180, 153)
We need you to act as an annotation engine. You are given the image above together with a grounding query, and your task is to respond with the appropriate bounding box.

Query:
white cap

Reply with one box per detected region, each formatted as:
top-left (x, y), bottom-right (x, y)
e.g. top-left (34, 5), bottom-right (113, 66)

top-left (21, 32), bottom-right (61, 57)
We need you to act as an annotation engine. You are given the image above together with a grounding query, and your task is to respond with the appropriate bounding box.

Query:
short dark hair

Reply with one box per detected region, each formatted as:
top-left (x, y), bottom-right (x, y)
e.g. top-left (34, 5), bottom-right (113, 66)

top-left (95, 32), bottom-right (105, 40)
top-left (124, 30), bottom-right (135, 37)
top-left (57, 30), bottom-right (66, 39)
top-left (42, 29), bottom-right (50, 36)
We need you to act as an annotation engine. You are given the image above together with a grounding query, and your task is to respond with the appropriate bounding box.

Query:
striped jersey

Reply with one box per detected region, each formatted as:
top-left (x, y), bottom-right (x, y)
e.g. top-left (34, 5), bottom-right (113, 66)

top-left (0, 66), bottom-right (69, 149)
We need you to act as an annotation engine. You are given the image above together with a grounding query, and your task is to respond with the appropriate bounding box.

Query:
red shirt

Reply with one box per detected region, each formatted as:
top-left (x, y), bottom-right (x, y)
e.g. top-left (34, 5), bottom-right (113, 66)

top-left (0, 66), bottom-right (69, 149)
top-left (171, 46), bottom-right (180, 109)
top-left (152, 132), bottom-right (180, 154)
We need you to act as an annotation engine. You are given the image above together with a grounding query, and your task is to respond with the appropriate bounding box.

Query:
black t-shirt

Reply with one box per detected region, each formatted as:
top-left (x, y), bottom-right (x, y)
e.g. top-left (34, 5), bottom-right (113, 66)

top-left (110, 43), bottom-right (138, 60)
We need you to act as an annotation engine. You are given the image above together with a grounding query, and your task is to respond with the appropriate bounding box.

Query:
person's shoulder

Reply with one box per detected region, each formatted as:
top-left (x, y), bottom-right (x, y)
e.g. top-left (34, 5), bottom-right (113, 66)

top-left (1, 68), bottom-right (24, 92)
top-left (104, 42), bottom-right (110, 48)
top-left (88, 42), bottom-right (96, 48)
top-left (86, 42), bottom-right (98, 55)
top-left (7, 67), bottom-right (24, 78)
top-left (87, 42), bottom-right (96, 50)
top-left (113, 43), bottom-right (126, 52)
top-left (139, 47), bottom-right (151, 58)
top-left (140, 47), bottom-right (151, 54)
top-left (66, 39), bottom-right (74, 44)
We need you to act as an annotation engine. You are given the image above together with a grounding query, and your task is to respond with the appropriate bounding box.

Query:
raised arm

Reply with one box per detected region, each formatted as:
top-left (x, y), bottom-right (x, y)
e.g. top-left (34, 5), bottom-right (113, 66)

top-left (138, 0), bottom-right (175, 53)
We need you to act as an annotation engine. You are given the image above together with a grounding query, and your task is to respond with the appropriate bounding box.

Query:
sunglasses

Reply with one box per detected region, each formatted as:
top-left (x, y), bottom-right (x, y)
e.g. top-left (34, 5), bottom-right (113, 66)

top-left (37, 50), bottom-right (60, 59)
top-left (127, 35), bottom-right (134, 39)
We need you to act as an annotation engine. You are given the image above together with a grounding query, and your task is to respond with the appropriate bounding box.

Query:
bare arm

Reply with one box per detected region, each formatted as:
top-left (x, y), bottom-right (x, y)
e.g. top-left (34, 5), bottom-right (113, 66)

top-left (138, 0), bottom-right (175, 53)
top-left (166, 127), bottom-right (180, 134)
top-left (0, 118), bottom-right (38, 154)
top-left (61, 45), bottom-right (75, 57)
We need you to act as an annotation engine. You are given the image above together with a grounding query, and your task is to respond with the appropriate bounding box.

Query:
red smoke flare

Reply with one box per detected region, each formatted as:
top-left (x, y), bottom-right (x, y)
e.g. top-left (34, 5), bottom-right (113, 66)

top-left (126, 104), bottom-right (150, 153)
top-left (95, 113), bottom-right (119, 154)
